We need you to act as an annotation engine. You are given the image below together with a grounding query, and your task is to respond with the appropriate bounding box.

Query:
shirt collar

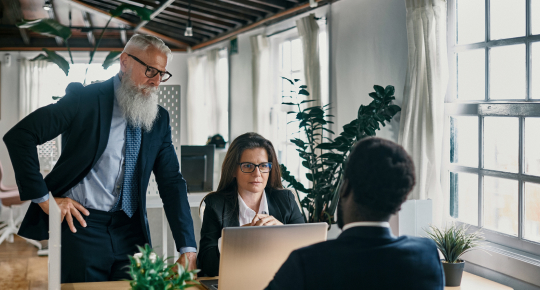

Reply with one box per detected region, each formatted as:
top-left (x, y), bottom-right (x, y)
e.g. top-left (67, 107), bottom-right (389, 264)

top-left (342, 221), bottom-right (390, 232)
top-left (238, 191), bottom-right (268, 218)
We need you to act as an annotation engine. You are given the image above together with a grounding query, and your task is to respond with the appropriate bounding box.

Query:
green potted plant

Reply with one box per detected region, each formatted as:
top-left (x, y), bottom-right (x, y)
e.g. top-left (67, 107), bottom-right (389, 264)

top-left (128, 244), bottom-right (200, 289)
top-left (280, 78), bottom-right (401, 227)
top-left (425, 224), bottom-right (485, 286)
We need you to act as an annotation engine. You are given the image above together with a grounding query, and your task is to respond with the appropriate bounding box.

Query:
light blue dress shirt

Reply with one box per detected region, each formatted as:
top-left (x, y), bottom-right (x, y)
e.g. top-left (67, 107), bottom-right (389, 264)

top-left (33, 74), bottom-right (195, 254)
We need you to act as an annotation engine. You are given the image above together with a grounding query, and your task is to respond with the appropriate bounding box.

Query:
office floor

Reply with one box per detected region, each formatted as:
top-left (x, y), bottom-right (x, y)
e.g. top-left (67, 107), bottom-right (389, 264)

top-left (0, 235), bottom-right (47, 290)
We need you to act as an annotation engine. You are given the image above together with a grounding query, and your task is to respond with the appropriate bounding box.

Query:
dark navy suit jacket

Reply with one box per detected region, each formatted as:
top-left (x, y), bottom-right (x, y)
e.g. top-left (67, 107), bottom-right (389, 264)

top-left (3, 77), bottom-right (196, 250)
top-left (266, 226), bottom-right (444, 290)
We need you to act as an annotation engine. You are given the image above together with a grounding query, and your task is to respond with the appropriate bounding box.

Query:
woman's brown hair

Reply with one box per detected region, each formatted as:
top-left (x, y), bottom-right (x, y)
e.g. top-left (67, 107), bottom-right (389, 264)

top-left (199, 132), bottom-right (283, 210)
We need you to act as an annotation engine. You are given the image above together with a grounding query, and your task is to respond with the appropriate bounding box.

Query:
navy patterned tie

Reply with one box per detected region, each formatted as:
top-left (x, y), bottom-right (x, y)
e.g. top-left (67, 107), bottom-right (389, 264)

top-left (117, 124), bottom-right (141, 217)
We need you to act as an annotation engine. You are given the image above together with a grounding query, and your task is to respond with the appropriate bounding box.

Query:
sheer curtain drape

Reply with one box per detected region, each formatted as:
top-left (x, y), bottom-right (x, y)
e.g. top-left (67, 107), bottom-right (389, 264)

top-left (398, 0), bottom-right (449, 224)
top-left (186, 48), bottom-right (228, 145)
top-left (251, 34), bottom-right (271, 137)
top-left (296, 14), bottom-right (321, 106)
top-left (19, 58), bottom-right (50, 119)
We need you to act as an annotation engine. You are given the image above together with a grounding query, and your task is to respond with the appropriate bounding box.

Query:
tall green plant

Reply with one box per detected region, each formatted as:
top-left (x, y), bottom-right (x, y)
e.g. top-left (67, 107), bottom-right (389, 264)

top-left (280, 78), bottom-right (401, 226)
top-left (17, 4), bottom-right (151, 82)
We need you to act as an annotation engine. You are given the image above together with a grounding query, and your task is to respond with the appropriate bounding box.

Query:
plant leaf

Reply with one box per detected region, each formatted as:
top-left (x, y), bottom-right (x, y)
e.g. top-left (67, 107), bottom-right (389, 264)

top-left (32, 48), bottom-right (70, 76)
top-left (17, 19), bottom-right (72, 40)
top-left (102, 51), bottom-right (122, 69)
top-left (110, 4), bottom-right (152, 21)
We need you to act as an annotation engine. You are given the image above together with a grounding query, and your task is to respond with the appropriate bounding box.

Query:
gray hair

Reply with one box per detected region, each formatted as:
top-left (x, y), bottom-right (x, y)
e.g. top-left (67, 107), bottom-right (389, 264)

top-left (123, 34), bottom-right (173, 62)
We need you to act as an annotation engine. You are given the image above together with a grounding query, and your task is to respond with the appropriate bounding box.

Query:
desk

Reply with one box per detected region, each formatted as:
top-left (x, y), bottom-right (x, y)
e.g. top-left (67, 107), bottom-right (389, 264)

top-left (445, 272), bottom-right (512, 289)
top-left (62, 272), bottom-right (511, 290)
top-left (61, 277), bottom-right (216, 290)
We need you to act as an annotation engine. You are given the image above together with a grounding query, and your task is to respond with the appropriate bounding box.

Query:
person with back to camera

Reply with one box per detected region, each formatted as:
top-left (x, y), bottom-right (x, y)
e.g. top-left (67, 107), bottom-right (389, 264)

top-left (197, 132), bottom-right (305, 277)
top-left (265, 137), bottom-right (445, 290)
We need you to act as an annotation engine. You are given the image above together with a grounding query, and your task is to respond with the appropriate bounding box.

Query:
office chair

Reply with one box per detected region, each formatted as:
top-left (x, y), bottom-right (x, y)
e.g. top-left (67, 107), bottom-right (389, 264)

top-left (0, 161), bottom-right (42, 250)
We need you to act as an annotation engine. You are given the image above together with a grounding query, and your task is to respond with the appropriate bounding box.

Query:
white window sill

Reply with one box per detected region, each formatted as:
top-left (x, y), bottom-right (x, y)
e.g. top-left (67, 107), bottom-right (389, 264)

top-left (461, 241), bottom-right (540, 287)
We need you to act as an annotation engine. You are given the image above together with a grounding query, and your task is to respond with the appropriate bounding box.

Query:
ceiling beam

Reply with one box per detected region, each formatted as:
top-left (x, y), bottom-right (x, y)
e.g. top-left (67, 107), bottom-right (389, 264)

top-left (120, 24), bottom-right (127, 45)
top-left (198, 0), bottom-right (266, 18)
top-left (175, 0), bottom-right (256, 23)
top-left (60, 0), bottom-right (190, 47)
top-left (134, 0), bottom-right (175, 31)
top-left (217, 0), bottom-right (278, 14)
top-left (193, 0), bottom-right (327, 50)
top-left (0, 46), bottom-right (187, 52)
top-left (160, 6), bottom-right (237, 30)
top-left (167, 2), bottom-right (246, 27)
top-left (49, 1), bottom-right (64, 46)
top-left (247, 0), bottom-right (288, 10)
top-left (5, 0), bottom-right (30, 45)
top-left (81, 12), bottom-right (96, 46)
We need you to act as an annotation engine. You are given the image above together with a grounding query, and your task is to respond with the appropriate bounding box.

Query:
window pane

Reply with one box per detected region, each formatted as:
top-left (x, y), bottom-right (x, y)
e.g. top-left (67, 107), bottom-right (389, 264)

top-left (484, 117), bottom-right (519, 173)
top-left (450, 116), bottom-right (479, 167)
top-left (291, 38), bottom-right (303, 72)
top-left (456, 0), bottom-right (485, 44)
top-left (450, 172), bottom-right (479, 226)
top-left (490, 44), bottom-right (526, 100)
top-left (525, 118), bottom-right (540, 176)
top-left (524, 183), bottom-right (540, 243)
top-left (532, 42), bottom-right (540, 99)
top-left (490, 0), bottom-right (525, 40)
top-left (532, 0), bottom-right (540, 35)
top-left (457, 49), bottom-right (485, 100)
top-left (484, 176), bottom-right (518, 236)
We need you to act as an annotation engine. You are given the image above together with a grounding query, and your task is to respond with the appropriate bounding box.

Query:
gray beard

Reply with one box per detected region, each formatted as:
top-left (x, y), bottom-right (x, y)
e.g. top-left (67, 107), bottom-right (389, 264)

top-left (116, 72), bottom-right (160, 132)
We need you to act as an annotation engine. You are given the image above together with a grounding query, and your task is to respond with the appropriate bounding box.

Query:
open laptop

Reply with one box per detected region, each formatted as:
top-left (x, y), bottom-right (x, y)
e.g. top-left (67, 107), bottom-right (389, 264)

top-left (201, 223), bottom-right (327, 290)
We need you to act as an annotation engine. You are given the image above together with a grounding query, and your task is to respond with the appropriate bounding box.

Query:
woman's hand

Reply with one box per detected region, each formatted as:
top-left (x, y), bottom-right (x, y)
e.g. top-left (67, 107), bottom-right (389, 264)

top-left (245, 214), bottom-right (283, 226)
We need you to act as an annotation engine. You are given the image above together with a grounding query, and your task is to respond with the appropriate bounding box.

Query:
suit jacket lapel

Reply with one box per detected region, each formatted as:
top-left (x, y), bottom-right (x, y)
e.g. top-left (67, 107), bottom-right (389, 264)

top-left (267, 189), bottom-right (283, 222)
top-left (223, 192), bottom-right (240, 227)
top-left (91, 78), bottom-right (115, 168)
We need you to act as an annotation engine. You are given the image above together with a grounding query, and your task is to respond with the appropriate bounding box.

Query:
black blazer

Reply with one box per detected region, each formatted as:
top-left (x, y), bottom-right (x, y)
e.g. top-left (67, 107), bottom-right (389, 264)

top-left (3, 77), bottom-right (196, 250)
top-left (265, 226), bottom-right (445, 290)
top-left (197, 188), bottom-right (305, 277)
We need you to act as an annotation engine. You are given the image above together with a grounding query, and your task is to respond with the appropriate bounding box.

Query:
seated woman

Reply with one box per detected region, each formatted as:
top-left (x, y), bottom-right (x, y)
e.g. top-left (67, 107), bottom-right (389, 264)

top-left (197, 132), bottom-right (305, 277)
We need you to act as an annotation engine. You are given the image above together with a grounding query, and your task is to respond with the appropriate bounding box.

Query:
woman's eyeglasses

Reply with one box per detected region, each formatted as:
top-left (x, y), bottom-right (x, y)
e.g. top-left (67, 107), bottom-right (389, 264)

top-left (127, 53), bottom-right (172, 82)
top-left (238, 162), bottom-right (272, 173)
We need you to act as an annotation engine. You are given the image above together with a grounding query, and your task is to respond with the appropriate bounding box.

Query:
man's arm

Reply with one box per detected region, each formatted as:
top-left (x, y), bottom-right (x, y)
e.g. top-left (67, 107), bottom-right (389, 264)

top-left (3, 84), bottom-right (81, 201)
top-left (152, 113), bottom-right (197, 258)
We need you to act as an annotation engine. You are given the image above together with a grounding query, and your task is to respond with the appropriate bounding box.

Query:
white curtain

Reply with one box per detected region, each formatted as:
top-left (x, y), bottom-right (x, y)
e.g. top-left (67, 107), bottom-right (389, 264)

top-left (186, 49), bottom-right (228, 145)
top-left (398, 0), bottom-right (449, 225)
top-left (19, 58), bottom-right (50, 119)
top-left (251, 34), bottom-right (271, 137)
top-left (296, 14), bottom-right (321, 106)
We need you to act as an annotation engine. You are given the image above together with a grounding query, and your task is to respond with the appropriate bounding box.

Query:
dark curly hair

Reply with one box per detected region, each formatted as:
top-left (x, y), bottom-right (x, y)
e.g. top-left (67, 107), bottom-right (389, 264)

top-left (344, 137), bottom-right (416, 220)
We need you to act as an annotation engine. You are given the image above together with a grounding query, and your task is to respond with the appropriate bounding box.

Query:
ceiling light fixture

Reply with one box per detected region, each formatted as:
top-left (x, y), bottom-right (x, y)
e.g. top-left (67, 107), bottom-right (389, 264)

top-left (43, 0), bottom-right (53, 10)
top-left (184, 0), bottom-right (193, 37)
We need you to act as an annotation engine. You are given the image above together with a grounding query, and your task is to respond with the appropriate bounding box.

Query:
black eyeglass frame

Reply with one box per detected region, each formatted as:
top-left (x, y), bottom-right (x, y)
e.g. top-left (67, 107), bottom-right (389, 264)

top-left (237, 162), bottom-right (273, 173)
top-left (126, 53), bottom-right (172, 82)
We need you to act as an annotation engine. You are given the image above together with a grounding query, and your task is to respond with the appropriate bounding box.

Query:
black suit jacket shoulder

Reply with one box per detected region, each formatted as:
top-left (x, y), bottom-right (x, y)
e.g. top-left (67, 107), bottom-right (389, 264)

top-left (266, 226), bottom-right (445, 290)
top-left (197, 188), bottom-right (305, 277)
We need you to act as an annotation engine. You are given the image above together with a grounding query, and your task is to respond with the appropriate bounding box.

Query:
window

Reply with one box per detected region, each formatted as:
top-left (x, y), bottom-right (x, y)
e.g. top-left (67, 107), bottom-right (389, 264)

top-left (446, 0), bottom-right (540, 254)
top-left (272, 21), bottom-right (329, 190)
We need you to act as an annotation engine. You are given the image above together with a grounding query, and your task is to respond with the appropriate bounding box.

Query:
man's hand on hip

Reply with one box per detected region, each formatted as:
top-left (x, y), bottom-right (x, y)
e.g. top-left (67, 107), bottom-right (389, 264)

top-left (175, 252), bottom-right (197, 273)
top-left (38, 197), bottom-right (90, 233)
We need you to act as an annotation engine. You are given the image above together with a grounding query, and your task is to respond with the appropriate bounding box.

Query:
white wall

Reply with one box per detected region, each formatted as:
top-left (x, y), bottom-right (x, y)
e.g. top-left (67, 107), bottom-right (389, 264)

top-left (0, 51), bottom-right (189, 185)
top-left (226, 0), bottom-right (408, 142)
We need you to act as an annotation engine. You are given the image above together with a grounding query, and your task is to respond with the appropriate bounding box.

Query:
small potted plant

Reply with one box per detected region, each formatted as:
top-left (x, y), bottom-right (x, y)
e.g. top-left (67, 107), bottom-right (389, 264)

top-left (128, 244), bottom-right (200, 289)
top-left (426, 224), bottom-right (485, 286)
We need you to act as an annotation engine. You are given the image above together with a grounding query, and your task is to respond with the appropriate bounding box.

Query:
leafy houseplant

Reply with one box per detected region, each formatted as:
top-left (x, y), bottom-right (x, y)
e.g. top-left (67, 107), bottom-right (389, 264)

top-left (128, 244), bottom-right (200, 290)
top-left (17, 4), bottom-right (151, 82)
top-left (426, 224), bottom-right (485, 286)
top-left (280, 78), bottom-right (401, 227)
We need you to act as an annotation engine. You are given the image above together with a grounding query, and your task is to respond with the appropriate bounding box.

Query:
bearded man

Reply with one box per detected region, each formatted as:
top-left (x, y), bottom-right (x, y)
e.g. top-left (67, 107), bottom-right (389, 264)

top-left (3, 34), bottom-right (197, 283)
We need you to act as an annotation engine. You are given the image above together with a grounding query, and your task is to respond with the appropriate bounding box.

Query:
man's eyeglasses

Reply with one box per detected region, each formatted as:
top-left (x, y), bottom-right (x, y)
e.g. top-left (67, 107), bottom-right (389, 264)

top-left (127, 53), bottom-right (172, 82)
top-left (238, 162), bottom-right (272, 173)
